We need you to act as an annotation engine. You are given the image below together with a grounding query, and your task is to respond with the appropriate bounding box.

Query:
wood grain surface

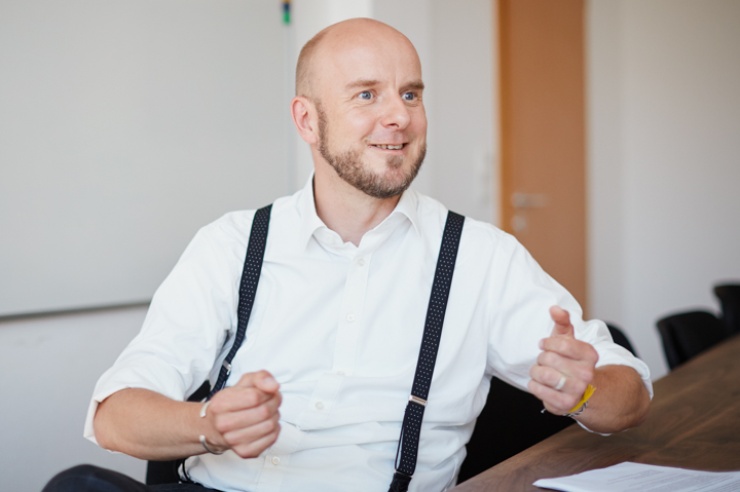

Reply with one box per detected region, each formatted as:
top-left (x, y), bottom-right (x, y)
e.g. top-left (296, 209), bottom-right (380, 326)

top-left (451, 335), bottom-right (740, 491)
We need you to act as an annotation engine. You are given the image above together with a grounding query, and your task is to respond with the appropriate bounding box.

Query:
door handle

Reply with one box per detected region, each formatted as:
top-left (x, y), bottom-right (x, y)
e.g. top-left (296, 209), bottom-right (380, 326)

top-left (511, 192), bottom-right (547, 209)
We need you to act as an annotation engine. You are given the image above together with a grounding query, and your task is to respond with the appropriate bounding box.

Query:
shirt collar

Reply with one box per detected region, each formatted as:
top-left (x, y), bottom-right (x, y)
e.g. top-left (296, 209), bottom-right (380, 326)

top-left (295, 174), bottom-right (422, 250)
top-left (388, 185), bottom-right (420, 235)
top-left (296, 175), bottom-right (325, 249)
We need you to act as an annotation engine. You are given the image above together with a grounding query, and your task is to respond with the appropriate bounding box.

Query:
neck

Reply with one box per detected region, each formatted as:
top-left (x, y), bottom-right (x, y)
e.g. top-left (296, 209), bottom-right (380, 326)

top-left (312, 166), bottom-right (401, 246)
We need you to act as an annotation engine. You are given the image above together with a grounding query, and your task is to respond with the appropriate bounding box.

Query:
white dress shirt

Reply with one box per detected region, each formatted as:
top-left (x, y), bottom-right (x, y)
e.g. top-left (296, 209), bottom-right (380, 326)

top-left (85, 179), bottom-right (652, 492)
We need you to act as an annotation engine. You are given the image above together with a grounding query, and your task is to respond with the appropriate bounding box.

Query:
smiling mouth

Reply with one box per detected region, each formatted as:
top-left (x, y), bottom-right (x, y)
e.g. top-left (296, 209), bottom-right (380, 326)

top-left (371, 144), bottom-right (405, 150)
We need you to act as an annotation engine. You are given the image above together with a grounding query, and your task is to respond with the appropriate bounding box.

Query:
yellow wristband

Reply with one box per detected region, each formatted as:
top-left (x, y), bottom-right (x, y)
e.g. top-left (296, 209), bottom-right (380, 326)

top-left (565, 384), bottom-right (596, 417)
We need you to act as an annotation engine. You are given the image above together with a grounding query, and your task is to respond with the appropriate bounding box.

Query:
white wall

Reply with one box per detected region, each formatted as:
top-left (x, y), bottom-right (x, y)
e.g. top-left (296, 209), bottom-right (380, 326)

top-left (5, 1), bottom-right (738, 489)
top-left (0, 0), bottom-right (290, 317)
top-left (587, 0), bottom-right (740, 379)
top-left (0, 2), bottom-right (495, 490)
top-left (0, 306), bottom-right (148, 487)
top-left (423, 0), bottom-right (498, 223)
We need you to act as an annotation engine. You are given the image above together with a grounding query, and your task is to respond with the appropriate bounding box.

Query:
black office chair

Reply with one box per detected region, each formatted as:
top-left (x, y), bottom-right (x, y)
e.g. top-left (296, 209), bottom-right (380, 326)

top-left (457, 321), bottom-right (637, 483)
top-left (713, 283), bottom-right (740, 337)
top-left (656, 310), bottom-right (727, 370)
top-left (606, 322), bottom-right (637, 356)
top-left (457, 376), bottom-right (573, 482)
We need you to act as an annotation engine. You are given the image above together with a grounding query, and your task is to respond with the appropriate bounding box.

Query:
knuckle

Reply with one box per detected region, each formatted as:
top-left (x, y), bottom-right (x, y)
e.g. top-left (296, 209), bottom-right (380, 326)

top-left (243, 390), bottom-right (261, 408)
top-left (540, 351), bottom-right (558, 367)
top-left (571, 380), bottom-right (588, 398)
top-left (207, 396), bottom-right (226, 414)
top-left (268, 429), bottom-right (280, 445)
top-left (563, 395), bottom-right (579, 411)
top-left (576, 364), bottom-right (595, 383)
top-left (263, 418), bottom-right (278, 434)
top-left (255, 404), bottom-right (271, 420)
top-left (527, 379), bottom-right (536, 393)
top-left (255, 370), bottom-right (271, 382)
top-left (536, 352), bottom-right (547, 366)
top-left (242, 371), bottom-right (260, 382)
top-left (234, 447), bottom-right (258, 459)
top-left (213, 419), bottom-right (229, 435)
top-left (553, 337), bottom-right (570, 351)
top-left (589, 350), bottom-right (600, 365)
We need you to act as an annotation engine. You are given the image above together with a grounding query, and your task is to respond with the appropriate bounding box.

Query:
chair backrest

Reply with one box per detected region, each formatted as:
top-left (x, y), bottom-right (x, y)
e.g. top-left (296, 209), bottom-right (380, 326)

top-left (606, 323), bottom-right (637, 356)
top-left (656, 310), bottom-right (727, 370)
top-left (457, 376), bottom-right (573, 483)
top-left (713, 283), bottom-right (740, 336)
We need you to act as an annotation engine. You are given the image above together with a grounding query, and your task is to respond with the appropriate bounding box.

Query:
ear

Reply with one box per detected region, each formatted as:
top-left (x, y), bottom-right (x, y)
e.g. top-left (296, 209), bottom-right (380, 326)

top-left (291, 96), bottom-right (319, 145)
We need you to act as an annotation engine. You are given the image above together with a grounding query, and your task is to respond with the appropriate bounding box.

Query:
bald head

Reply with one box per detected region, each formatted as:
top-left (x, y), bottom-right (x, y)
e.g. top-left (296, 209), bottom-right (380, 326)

top-left (289, 17), bottom-right (427, 206)
top-left (295, 18), bottom-right (420, 100)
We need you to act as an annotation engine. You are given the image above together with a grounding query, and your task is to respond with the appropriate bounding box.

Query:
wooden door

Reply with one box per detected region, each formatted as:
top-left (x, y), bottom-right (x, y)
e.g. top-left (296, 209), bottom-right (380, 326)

top-left (498, 0), bottom-right (588, 309)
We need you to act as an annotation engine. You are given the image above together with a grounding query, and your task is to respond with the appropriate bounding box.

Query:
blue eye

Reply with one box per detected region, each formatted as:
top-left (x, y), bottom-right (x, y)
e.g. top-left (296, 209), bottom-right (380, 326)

top-left (402, 91), bottom-right (417, 101)
top-left (358, 91), bottom-right (373, 100)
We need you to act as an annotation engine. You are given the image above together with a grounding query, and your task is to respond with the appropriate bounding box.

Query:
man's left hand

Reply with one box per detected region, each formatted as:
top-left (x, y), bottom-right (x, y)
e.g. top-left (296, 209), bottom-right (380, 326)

top-left (528, 306), bottom-right (599, 416)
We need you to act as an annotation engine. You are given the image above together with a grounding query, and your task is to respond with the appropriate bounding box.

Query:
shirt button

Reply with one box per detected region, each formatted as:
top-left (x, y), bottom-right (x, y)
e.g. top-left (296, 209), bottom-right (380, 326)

top-left (356, 258), bottom-right (365, 266)
top-left (346, 313), bottom-right (356, 322)
top-left (271, 456), bottom-right (280, 465)
top-left (315, 401), bottom-right (325, 410)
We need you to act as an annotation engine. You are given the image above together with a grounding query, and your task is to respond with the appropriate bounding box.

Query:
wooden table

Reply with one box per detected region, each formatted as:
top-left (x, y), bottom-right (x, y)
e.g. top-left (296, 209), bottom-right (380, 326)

top-left (451, 334), bottom-right (740, 491)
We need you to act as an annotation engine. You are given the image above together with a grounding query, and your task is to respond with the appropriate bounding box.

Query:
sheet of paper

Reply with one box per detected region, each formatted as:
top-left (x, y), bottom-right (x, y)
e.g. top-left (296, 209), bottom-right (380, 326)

top-left (534, 462), bottom-right (740, 492)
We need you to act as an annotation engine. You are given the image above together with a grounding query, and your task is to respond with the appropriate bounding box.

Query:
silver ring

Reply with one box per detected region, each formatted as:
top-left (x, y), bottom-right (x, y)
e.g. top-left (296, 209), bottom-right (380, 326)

top-left (554, 375), bottom-right (567, 391)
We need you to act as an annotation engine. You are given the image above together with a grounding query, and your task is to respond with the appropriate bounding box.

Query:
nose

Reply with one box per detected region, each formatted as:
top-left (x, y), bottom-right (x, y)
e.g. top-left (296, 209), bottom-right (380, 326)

top-left (379, 95), bottom-right (411, 129)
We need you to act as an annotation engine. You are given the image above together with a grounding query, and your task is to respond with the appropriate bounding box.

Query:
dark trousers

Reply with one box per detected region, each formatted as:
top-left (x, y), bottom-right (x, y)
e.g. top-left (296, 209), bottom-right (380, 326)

top-left (43, 465), bottom-right (221, 492)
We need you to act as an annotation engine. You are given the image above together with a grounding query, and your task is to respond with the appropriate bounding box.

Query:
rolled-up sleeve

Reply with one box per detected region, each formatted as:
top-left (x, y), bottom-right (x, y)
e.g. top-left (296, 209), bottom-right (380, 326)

top-left (83, 216), bottom-right (248, 444)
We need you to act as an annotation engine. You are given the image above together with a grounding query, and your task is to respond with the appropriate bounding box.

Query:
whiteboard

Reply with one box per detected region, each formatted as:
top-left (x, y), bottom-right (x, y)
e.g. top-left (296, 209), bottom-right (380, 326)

top-left (0, 1), bottom-right (293, 317)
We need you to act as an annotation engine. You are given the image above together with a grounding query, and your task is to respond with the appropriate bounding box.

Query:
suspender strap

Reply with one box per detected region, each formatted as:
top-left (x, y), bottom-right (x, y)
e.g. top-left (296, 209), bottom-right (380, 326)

top-left (209, 204), bottom-right (272, 398)
top-left (389, 210), bottom-right (465, 492)
top-left (199, 204), bottom-right (462, 491)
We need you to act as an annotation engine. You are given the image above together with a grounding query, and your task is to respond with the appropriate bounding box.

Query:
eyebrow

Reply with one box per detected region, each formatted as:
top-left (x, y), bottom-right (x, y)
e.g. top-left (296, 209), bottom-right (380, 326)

top-left (344, 79), bottom-right (425, 91)
top-left (403, 81), bottom-right (426, 92)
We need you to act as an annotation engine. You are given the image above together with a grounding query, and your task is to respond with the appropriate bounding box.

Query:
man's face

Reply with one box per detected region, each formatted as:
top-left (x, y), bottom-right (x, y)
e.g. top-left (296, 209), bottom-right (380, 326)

top-left (311, 32), bottom-right (428, 199)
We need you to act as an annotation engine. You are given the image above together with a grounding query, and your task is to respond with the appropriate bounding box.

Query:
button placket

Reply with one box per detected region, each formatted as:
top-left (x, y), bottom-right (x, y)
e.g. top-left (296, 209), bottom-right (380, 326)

top-left (333, 253), bottom-right (371, 374)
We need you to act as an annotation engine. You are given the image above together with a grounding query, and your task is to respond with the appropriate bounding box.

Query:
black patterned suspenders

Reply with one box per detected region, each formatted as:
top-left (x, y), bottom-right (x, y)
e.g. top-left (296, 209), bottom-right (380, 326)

top-left (216, 206), bottom-right (465, 491)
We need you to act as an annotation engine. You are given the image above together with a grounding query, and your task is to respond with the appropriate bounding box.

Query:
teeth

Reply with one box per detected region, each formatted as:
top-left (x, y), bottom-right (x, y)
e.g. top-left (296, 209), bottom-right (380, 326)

top-left (375, 144), bottom-right (403, 150)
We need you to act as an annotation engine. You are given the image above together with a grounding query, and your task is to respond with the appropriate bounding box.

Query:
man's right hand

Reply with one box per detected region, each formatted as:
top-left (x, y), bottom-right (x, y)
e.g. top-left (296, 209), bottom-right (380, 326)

top-left (202, 370), bottom-right (282, 458)
top-left (93, 370), bottom-right (282, 461)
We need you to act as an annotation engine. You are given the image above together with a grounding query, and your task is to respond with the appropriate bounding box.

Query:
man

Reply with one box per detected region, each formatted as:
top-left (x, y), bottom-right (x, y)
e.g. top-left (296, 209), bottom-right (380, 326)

top-left (45, 18), bottom-right (651, 492)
